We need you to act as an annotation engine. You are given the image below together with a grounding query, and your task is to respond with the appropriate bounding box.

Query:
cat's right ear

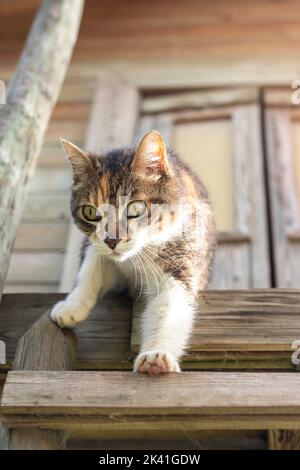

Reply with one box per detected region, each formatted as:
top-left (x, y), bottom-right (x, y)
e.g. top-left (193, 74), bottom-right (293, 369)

top-left (60, 138), bottom-right (91, 175)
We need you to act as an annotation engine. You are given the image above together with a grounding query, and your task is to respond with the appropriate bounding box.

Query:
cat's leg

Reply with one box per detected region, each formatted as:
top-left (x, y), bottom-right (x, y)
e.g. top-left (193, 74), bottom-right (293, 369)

top-left (51, 246), bottom-right (120, 328)
top-left (133, 278), bottom-right (194, 375)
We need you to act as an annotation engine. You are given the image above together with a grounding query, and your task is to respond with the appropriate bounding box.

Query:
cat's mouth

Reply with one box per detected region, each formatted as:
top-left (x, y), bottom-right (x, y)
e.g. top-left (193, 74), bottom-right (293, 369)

top-left (110, 250), bottom-right (127, 261)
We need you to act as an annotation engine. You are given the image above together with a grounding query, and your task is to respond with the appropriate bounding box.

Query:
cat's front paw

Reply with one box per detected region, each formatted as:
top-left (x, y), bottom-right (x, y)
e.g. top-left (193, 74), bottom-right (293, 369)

top-left (50, 300), bottom-right (88, 328)
top-left (133, 350), bottom-right (180, 375)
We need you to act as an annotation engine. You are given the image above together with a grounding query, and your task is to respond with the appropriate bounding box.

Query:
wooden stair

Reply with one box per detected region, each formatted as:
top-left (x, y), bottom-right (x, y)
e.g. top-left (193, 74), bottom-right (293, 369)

top-left (1, 289), bottom-right (300, 449)
top-left (2, 370), bottom-right (300, 432)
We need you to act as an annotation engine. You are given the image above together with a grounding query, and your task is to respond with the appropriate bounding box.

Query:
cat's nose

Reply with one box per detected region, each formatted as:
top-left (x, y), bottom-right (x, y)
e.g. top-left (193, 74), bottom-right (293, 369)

top-left (104, 237), bottom-right (119, 250)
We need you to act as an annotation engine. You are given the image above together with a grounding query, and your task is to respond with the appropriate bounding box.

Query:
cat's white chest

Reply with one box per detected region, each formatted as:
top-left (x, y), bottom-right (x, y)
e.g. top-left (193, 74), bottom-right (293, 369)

top-left (114, 256), bottom-right (164, 298)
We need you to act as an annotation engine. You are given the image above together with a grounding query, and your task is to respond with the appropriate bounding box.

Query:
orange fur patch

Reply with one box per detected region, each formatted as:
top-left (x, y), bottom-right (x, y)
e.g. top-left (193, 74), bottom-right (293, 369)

top-left (100, 171), bottom-right (110, 202)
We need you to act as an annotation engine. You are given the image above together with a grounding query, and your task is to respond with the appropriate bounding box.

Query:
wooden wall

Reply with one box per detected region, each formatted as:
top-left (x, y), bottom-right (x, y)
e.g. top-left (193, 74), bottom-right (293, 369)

top-left (2, 0), bottom-right (300, 65)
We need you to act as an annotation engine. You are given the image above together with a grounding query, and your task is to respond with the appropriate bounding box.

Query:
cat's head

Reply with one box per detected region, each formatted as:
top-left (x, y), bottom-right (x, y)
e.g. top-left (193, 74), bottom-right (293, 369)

top-left (62, 130), bottom-right (184, 261)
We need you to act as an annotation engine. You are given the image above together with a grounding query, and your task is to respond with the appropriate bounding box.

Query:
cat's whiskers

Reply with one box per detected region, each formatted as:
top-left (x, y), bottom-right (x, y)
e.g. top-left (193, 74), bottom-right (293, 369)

top-left (140, 248), bottom-right (163, 297)
top-left (135, 252), bottom-right (144, 300)
top-left (138, 252), bottom-right (150, 293)
top-left (143, 248), bottom-right (169, 287)
top-left (131, 253), bottom-right (138, 290)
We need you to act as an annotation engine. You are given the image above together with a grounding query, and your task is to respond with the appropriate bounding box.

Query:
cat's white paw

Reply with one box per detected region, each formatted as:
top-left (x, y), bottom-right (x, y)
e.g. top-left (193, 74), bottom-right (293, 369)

top-left (133, 350), bottom-right (180, 375)
top-left (50, 300), bottom-right (88, 328)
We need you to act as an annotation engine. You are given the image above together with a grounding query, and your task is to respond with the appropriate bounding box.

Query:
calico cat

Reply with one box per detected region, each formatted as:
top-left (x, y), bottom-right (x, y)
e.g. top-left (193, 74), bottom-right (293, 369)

top-left (51, 130), bottom-right (215, 374)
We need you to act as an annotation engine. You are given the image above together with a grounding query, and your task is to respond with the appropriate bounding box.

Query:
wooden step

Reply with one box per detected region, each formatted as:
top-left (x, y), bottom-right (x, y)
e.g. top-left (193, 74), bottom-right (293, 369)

top-left (2, 371), bottom-right (300, 432)
top-left (1, 290), bottom-right (300, 372)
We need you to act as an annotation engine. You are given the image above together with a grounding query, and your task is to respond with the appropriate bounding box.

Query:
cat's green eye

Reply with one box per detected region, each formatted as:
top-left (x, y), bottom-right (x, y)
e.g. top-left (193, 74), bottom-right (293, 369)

top-left (81, 205), bottom-right (102, 222)
top-left (127, 200), bottom-right (147, 219)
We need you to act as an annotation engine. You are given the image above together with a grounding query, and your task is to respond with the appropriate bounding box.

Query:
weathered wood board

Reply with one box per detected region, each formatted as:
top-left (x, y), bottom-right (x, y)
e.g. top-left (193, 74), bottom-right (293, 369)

top-left (1, 290), bottom-right (300, 372)
top-left (2, 370), bottom-right (300, 432)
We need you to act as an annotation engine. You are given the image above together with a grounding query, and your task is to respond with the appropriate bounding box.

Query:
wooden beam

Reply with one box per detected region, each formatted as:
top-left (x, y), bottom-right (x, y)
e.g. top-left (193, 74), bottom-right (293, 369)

top-left (5, 312), bottom-right (76, 449)
top-left (0, 0), bottom-right (84, 299)
top-left (1, 290), bottom-right (300, 371)
top-left (2, 371), bottom-right (300, 432)
top-left (142, 89), bottom-right (259, 114)
top-left (0, 292), bottom-right (132, 371)
top-left (131, 289), bottom-right (300, 357)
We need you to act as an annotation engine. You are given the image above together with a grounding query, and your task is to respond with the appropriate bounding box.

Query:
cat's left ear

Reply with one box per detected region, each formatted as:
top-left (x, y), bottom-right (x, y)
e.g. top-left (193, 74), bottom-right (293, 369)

top-left (60, 138), bottom-right (91, 175)
top-left (132, 130), bottom-right (173, 178)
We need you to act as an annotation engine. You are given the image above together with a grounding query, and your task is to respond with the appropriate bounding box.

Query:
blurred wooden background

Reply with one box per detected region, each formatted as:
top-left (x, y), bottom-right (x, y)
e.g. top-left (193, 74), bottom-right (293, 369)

top-left (1, 0), bottom-right (300, 292)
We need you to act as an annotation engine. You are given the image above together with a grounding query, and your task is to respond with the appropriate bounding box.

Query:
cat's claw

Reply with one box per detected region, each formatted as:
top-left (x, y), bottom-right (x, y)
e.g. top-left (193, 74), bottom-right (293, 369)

top-left (134, 350), bottom-right (180, 375)
top-left (50, 300), bottom-right (88, 328)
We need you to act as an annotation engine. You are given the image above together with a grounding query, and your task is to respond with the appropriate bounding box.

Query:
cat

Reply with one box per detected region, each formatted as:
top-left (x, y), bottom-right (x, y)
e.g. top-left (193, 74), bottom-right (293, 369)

top-left (50, 130), bottom-right (215, 375)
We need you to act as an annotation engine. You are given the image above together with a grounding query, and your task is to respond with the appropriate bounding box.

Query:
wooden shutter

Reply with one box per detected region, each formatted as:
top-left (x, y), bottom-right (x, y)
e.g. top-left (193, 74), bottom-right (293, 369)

top-left (265, 89), bottom-right (300, 287)
top-left (136, 89), bottom-right (270, 288)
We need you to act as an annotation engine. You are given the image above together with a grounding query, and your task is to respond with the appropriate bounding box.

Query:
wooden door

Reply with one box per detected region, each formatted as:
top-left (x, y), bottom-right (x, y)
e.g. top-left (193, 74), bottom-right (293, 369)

top-left (265, 88), bottom-right (300, 287)
top-left (135, 89), bottom-right (270, 288)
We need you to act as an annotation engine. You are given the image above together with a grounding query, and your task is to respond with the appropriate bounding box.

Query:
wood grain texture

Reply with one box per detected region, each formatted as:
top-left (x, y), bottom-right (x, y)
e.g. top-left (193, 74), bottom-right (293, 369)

top-left (231, 105), bottom-right (269, 287)
top-left (22, 193), bottom-right (70, 222)
top-left (1, 290), bottom-right (300, 371)
top-left (2, 370), bottom-right (300, 432)
top-left (131, 290), bottom-right (300, 358)
top-left (6, 310), bottom-right (76, 450)
top-left (0, 292), bottom-right (132, 370)
top-left (6, 252), bottom-right (63, 284)
top-left (265, 108), bottom-right (300, 288)
top-left (142, 89), bottom-right (259, 114)
top-left (13, 222), bottom-right (68, 251)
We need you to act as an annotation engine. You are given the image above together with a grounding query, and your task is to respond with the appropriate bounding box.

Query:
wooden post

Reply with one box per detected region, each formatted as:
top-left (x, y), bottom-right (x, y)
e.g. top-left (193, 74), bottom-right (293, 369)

top-left (6, 312), bottom-right (76, 449)
top-left (0, 0), bottom-right (84, 299)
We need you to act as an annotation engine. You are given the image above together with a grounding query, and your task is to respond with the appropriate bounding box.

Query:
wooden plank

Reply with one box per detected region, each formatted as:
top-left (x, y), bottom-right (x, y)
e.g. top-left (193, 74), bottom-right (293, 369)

top-left (38, 145), bottom-right (71, 166)
top-left (44, 120), bottom-right (86, 145)
top-left (2, 371), bottom-right (300, 432)
top-left (94, 58), bottom-right (300, 89)
top-left (59, 73), bottom-right (140, 292)
top-left (14, 222), bottom-right (68, 251)
top-left (131, 289), bottom-right (300, 355)
top-left (265, 109), bottom-right (300, 287)
top-left (3, 285), bottom-right (59, 294)
top-left (142, 89), bottom-right (259, 114)
top-left (52, 102), bottom-right (90, 121)
top-left (232, 105), bottom-right (270, 287)
top-left (22, 193), bottom-right (69, 222)
top-left (211, 244), bottom-right (249, 289)
top-left (3, 413), bottom-right (300, 433)
top-left (4, 56), bottom-right (300, 89)
top-left (0, 293), bottom-right (132, 370)
top-left (264, 88), bottom-right (295, 107)
top-left (6, 253), bottom-right (63, 284)
top-left (28, 167), bottom-right (71, 192)
top-left (1, 290), bottom-right (300, 371)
